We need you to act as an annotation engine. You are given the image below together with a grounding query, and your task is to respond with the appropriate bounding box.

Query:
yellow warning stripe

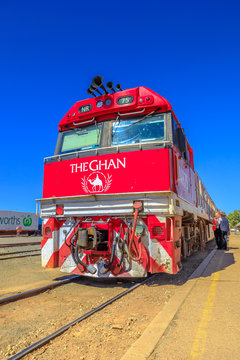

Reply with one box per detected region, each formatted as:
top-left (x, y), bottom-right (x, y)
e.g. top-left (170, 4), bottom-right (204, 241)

top-left (189, 254), bottom-right (223, 359)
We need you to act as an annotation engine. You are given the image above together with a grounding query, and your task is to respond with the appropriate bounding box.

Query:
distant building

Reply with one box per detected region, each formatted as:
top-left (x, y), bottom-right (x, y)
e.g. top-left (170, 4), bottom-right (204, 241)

top-left (0, 210), bottom-right (39, 235)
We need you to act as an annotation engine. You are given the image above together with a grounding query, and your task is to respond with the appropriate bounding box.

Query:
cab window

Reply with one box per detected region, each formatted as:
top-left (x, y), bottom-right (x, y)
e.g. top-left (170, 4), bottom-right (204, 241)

top-left (111, 114), bottom-right (165, 145)
top-left (60, 124), bottom-right (102, 154)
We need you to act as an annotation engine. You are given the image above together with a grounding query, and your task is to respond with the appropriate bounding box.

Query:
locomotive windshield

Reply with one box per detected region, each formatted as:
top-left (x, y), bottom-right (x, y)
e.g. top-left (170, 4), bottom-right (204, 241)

top-left (56, 114), bottom-right (165, 155)
top-left (111, 114), bottom-right (164, 145)
top-left (60, 123), bottom-right (102, 154)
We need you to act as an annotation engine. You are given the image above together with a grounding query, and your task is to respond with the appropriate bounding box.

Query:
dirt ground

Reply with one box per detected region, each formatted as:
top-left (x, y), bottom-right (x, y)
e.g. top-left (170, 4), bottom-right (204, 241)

top-left (0, 238), bottom-right (216, 360)
top-left (0, 237), bottom-right (58, 298)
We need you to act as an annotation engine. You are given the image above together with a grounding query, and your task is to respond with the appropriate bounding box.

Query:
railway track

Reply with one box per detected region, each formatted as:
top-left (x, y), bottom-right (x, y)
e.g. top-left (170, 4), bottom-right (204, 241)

top-left (0, 249), bottom-right (40, 256)
top-left (3, 243), bottom-right (216, 360)
top-left (0, 250), bottom-right (41, 261)
top-left (0, 242), bottom-right (41, 248)
top-left (8, 274), bottom-right (156, 360)
top-left (0, 242), bottom-right (41, 260)
top-left (0, 275), bottom-right (82, 305)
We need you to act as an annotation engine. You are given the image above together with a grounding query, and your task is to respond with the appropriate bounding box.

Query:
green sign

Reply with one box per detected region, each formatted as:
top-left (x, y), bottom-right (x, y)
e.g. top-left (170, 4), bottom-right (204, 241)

top-left (23, 215), bottom-right (32, 227)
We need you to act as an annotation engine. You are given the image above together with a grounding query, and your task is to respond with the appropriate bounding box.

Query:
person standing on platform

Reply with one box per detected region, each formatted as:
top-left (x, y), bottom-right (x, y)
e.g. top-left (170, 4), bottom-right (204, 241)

top-left (219, 212), bottom-right (230, 250)
top-left (213, 212), bottom-right (222, 249)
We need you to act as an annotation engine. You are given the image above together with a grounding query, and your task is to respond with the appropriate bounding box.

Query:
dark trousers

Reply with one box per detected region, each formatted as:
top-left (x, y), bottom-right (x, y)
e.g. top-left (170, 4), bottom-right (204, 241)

top-left (222, 231), bottom-right (228, 249)
top-left (214, 229), bottom-right (222, 249)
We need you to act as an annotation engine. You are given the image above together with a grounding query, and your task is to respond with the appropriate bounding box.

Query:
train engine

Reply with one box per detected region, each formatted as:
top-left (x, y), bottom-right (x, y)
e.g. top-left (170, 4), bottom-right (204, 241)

top-left (38, 76), bottom-right (216, 278)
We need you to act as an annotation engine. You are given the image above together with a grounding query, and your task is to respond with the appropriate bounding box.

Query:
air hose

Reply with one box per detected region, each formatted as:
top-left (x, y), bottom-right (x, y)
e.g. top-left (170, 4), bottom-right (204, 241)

top-left (70, 232), bottom-right (96, 274)
top-left (128, 201), bottom-right (143, 262)
top-left (129, 230), bottom-right (142, 262)
top-left (117, 230), bottom-right (127, 268)
top-left (64, 219), bottom-right (82, 248)
top-left (103, 223), bottom-right (123, 270)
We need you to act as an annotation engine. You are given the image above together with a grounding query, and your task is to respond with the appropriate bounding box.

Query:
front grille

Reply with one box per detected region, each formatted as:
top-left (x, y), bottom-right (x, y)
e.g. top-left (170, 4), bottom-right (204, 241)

top-left (152, 226), bottom-right (163, 236)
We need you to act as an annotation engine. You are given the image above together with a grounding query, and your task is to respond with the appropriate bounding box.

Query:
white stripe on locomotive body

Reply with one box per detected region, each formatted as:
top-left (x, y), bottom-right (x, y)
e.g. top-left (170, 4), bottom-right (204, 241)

top-left (148, 216), bottom-right (173, 274)
top-left (59, 218), bottom-right (76, 248)
top-left (59, 219), bottom-right (76, 272)
top-left (41, 230), bottom-right (58, 267)
top-left (150, 240), bottom-right (173, 273)
top-left (60, 253), bottom-right (76, 273)
top-left (41, 219), bottom-right (51, 267)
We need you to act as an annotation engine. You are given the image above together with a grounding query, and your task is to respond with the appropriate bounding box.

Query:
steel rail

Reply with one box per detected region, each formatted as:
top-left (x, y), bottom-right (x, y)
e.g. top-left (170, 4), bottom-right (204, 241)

top-left (0, 275), bottom-right (82, 306)
top-left (0, 249), bottom-right (41, 256)
top-left (0, 242), bottom-right (41, 248)
top-left (0, 253), bottom-right (41, 261)
top-left (9, 274), bottom-right (157, 360)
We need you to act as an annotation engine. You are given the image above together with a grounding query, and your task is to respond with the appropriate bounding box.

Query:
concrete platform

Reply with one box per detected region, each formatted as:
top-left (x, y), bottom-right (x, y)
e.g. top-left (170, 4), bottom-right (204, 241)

top-left (121, 234), bottom-right (240, 360)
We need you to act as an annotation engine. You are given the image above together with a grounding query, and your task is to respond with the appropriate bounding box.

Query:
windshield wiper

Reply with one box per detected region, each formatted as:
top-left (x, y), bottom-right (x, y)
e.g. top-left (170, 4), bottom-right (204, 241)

top-left (117, 108), bottom-right (161, 128)
top-left (74, 131), bottom-right (88, 136)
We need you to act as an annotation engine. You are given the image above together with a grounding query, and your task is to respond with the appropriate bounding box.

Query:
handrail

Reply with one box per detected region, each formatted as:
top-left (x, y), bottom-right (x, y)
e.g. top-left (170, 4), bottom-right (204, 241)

top-left (118, 108), bottom-right (145, 117)
top-left (73, 117), bottom-right (95, 126)
top-left (44, 141), bottom-right (172, 161)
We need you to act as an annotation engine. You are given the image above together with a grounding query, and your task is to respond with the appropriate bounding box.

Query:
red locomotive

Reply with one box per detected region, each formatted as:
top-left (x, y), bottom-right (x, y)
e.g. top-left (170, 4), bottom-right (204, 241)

top-left (38, 76), bottom-right (216, 277)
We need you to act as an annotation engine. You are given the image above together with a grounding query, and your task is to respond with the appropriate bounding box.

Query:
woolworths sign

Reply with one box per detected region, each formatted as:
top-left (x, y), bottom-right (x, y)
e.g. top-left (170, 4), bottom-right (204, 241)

top-left (0, 210), bottom-right (38, 231)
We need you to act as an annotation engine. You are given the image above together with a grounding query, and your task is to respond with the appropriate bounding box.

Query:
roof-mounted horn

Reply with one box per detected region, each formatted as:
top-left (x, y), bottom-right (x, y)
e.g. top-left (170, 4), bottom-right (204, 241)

top-left (87, 88), bottom-right (96, 97)
top-left (116, 83), bottom-right (123, 91)
top-left (91, 76), bottom-right (108, 95)
top-left (106, 81), bottom-right (116, 93)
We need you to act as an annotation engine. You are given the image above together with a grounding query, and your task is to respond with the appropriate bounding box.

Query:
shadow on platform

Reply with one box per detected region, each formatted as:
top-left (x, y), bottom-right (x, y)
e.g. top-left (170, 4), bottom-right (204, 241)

top-left (200, 250), bottom-right (235, 278)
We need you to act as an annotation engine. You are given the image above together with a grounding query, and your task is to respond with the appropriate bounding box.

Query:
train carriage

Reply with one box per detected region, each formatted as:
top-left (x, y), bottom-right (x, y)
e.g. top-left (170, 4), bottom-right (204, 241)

top-left (37, 76), bottom-right (216, 278)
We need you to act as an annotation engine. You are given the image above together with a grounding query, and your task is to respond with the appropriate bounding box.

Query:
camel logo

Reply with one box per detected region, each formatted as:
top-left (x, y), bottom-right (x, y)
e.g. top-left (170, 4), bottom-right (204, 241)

top-left (81, 171), bottom-right (112, 194)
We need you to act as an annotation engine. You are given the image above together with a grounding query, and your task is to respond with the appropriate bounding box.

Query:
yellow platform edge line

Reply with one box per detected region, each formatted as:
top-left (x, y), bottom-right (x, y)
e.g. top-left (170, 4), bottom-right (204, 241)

top-left (121, 248), bottom-right (217, 360)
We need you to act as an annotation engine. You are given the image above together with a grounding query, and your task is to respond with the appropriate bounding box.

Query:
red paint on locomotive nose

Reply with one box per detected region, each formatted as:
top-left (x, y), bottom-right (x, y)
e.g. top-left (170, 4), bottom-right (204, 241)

top-left (43, 149), bottom-right (171, 198)
top-left (39, 83), bottom-right (217, 277)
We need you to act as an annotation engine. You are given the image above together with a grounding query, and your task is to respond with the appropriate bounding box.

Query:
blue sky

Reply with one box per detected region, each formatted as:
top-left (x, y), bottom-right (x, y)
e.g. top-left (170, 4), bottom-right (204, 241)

top-left (0, 0), bottom-right (239, 214)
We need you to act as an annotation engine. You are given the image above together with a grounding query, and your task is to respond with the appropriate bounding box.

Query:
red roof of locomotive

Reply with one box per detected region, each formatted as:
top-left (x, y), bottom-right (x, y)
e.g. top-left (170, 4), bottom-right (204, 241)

top-left (58, 87), bottom-right (174, 131)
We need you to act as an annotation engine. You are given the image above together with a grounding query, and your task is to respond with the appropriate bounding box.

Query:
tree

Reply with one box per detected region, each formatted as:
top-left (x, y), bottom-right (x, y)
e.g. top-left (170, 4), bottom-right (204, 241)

top-left (227, 210), bottom-right (240, 228)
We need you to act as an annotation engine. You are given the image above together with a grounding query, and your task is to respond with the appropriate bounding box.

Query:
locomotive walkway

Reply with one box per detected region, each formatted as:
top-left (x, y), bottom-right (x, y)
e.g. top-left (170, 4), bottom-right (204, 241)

top-left (122, 234), bottom-right (240, 360)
